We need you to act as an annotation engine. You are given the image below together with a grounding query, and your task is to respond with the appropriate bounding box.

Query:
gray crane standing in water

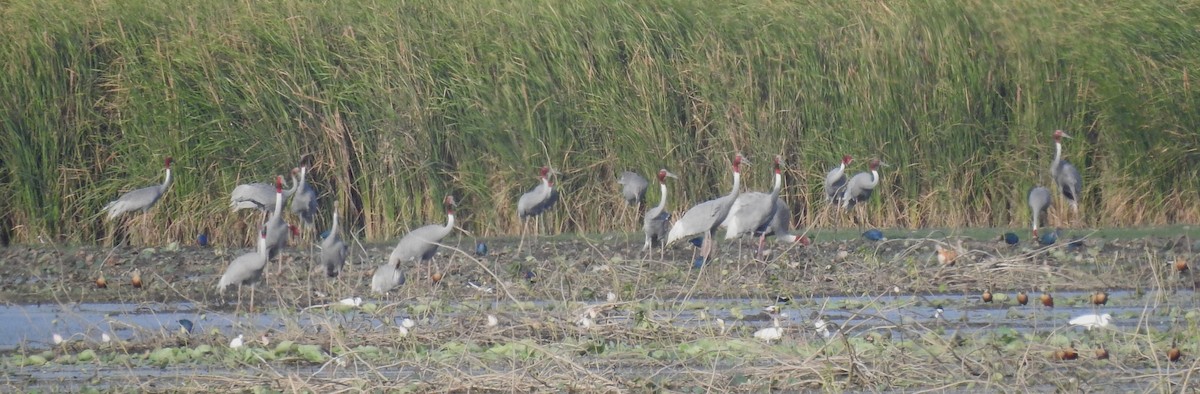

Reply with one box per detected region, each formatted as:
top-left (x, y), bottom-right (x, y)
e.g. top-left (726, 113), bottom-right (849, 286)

top-left (824, 155), bottom-right (852, 205)
top-left (841, 158), bottom-right (888, 227)
top-left (104, 156), bottom-right (173, 220)
top-left (290, 165), bottom-right (318, 230)
top-left (516, 166), bottom-right (559, 254)
top-left (722, 155), bottom-right (788, 258)
top-left (217, 224), bottom-right (269, 311)
top-left (230, 168), bottom-right (299, 213)
top-left (1050, 130), bottom-right (1083, 218)
top-left (642, 169), bottom-right (679, 251)
top-left (1028, 186), bottom-right (1051, 238)
top-left (618, 171), bottom-right (649, 225)
top-left (319, 202), bottom-right (347, 278)
top-left (372, 195), bottom-right (457, 294)
top-left (667, 153), bottom-right (746, 265)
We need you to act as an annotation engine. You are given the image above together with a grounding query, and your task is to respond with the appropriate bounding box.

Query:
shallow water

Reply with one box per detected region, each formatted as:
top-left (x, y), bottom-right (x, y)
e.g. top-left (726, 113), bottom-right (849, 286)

top-left (4, 289), bottom-right (1192, 352)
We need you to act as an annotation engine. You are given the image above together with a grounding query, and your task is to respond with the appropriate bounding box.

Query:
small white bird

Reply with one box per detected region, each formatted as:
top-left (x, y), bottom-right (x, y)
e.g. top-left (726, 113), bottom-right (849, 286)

top-left (101, 333), bottom-right (111, 343)
top-left (401, 318), bottom-right (416, 328)
top-left (398, 325), bottom-right (410, 337)
top-left (716, 318), bottom-right (727, 335)
top-left (486, 314), bottom-right (498, 327)
top-left (52, 333), bottom-right (64, 345)
top-left (753, 318), bottom-right (784, 343)
top-left (933, 306), bottom-right (945, 320)
top-left (1069, 313), bottom-right (1113, 330)
top-left (229, 334), bottom-right (244, 349)
top-left (337, 297), bottom-right (363, 307)
top-left (814, 316), bottom-right (836, 339)
top-left (606, 292), bottom-right (617, 302)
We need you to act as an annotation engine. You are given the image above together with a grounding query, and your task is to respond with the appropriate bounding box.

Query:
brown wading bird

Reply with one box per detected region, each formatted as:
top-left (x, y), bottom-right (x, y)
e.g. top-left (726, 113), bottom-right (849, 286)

top-left (1041, 292), bottom-right (1054, 308)
top-left (1095, 347), bottom-right (1109, 360)
top-left (516, 166), bottom-right (560, 254)
top-left (642, 169), bottom-right (678, 251)
top-left (1092, 291), bottom-right (1108, 306)
top-left (1054, 343), bottom-right (1079, 361)
top-left (936, 245), bottom-right (958, 266)
top-left (131, 269), bottom-right (143, 288)
top-left (217, 225), bottom-right (270, 311)
top-left (95, 273), bottom-right (107, 289)
top-left (1175, 256), bottom-right (1190, 273)
top-left (1168, 342), bottom-right (1182, 362)
top-left (372, 196), bottom-right (457, 294)
top-left (1049, 130), bottom-right (1083, 218)
top-left (1017, 291), bottom-right (1029, 306)
top-left (982, 289), bottom-right (993, 303)
top-left (667, 154), bottom-right (746, 265)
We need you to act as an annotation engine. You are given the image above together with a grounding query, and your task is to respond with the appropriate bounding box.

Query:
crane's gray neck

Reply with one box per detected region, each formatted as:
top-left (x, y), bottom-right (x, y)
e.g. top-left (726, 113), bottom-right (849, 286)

top-left (286, 174), bottom-right (300, 195)
top-left (729, 172), bottom-right (741, 198)
top-left (442, 212), bottom-right (456, 235)
top-left (770, 171), bottom-right (782, 198)
top-left (299, 168), bottom-right (308, 187)
top-left (161, 168), bottom-right (172, 191)
top-left (326, 212), bottom-right (340, 241)
top-left (1052, 142), bottom-right (1063, 176)
top-left (653, 182), bottom-right (668, 211)
top-left (258, 235), bottom-right (268, 255)
top-left (273, 189), bottom-right (283, 217)
top-left (1032, 210), bottom-right (1039, 233)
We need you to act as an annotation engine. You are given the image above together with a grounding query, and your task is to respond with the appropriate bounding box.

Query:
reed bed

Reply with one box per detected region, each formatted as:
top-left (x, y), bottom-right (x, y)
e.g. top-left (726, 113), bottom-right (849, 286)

top-left (1, 0), bottom-right (1198, 245)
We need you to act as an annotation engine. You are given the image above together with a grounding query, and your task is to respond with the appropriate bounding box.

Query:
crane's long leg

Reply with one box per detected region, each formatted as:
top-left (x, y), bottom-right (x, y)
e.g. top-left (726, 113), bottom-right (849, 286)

top-left (517, 217), bottom-right (528, 256)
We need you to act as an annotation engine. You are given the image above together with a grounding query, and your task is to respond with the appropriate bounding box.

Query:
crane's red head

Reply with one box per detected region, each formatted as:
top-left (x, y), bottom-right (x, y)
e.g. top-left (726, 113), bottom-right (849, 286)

top-left (657, 169), bottom-right (677, 182)
top-left (259, 226), bottom-right (268, 239)
top-left (275, 175), bottom-right (284, 192)
top-left (164, 157), bottom-right (173, 168)
top-left (443, 195), bottom-right (457, 214)
top-left (868, 159), bottom-right (882, 170)
top-left (773, 155), bottom-right (783, 174)
top-left (537, 166), bottom-right (550, 178)
top-left (1053, 130), bottom-right (1071, 142)
top-left (796, 235), bottom-right (812, 246)
top-left (842, 155), bottom-right (853, 165)
top-left (289, 224), bottom-right (299, 237)
top-left (733, 153), bottom-right (745, 172)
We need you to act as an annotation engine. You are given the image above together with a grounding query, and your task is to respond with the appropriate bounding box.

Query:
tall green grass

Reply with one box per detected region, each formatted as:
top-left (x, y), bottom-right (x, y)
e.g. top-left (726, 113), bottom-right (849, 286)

top-left (1, 0), bottom-right (1198, 245)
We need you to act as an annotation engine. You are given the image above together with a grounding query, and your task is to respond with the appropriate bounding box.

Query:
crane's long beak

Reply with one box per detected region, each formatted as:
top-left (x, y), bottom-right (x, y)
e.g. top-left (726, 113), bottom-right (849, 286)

top-left (1061, 132), bottom-right (1073, 139)
top-left (548, 168), bottom-right (562, 176)
top-left (878, 160), bottom-right (891, 167)
top-left (665, 171), bottom-right (679, 179)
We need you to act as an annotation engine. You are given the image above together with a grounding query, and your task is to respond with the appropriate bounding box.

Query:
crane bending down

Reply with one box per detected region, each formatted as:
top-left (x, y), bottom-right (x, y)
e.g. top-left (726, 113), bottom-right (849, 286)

top-left (217, 224), bottom-right (269, 311)
top-left (319, 203), bottom-right (347, 278)
top-left (104, 157), bottom-right (173, 220)
top-left (372, 195), bottom-right (457, 294)
top-left (667, 153), bottom-right (746, 264)
top-left (824, 155), bottom-right (852, 205)
top-left (230, 168), bottom-right (299, 213)
top-left (1028, 186), bottom-right (1051, 238)
top-left (841, 158), bottom-right (887, 209)
top-left (290, 165), bottom-right (318, 229)
top-left (642, 169), bottom-right (678, 250)
top-left (516, 166), bottom-right (559, 254)
top-left (1050, 130), bottom-right (1083, 217)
